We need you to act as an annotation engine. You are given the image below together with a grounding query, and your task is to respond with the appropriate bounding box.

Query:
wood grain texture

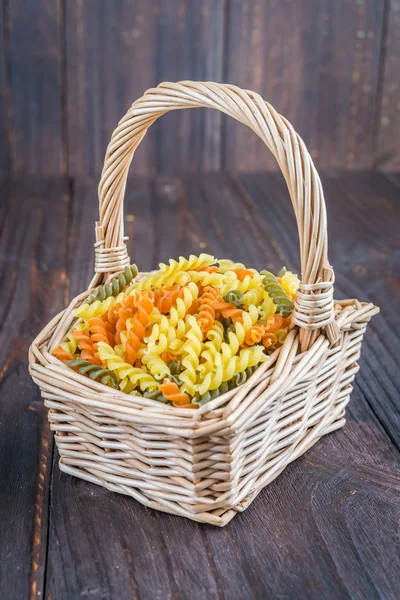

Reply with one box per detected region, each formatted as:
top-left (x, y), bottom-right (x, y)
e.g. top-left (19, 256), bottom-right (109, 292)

top-left (65, 0), bottom-right (224, 178)
top-left (328, 172), bottom-right (400, 448)
top-left (42, 173), bottom-right (399, 599)
top-left (375, 0), bottom-right (400, 171)
top-left (0, 3), bottom-right (9, 175)
top-left (1, 0), bottom-right (400, 176)
top-left (151, 2), bottom-right (225, 175)
top-left (0, 179), bottom-right (69, 599)
top-left (6, 0), bottom-right (64, 175)
top-left (384, 171), bottom-right (400, 189)
top-left (240, 171), bottom-right (400, 449)
top-left (223, 0), bottom-right (386, 171)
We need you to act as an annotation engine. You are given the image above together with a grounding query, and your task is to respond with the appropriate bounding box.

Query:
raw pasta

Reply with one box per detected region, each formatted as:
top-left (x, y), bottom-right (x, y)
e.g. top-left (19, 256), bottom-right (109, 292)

top-left (86, 264), bottom-right (138, 304)
top-left (261, 271), bottom-right (294, 318)
top-left (133, 254), bottom-right (215, 290)
top-left (198, 286), bottom-right (218, 334)
top-left (158, 380), bottom-right (192, 408)
top-left (55, 255), bottom-right (299, 408)
top-left (68, 358), bottom-right (119, 388)
top-left (194, 364), bottom-right (259, 407)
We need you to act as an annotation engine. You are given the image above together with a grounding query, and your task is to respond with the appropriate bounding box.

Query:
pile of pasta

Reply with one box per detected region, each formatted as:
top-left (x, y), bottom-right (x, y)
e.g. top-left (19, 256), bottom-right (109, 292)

top-left (52, 255), bottom-right (299, 408)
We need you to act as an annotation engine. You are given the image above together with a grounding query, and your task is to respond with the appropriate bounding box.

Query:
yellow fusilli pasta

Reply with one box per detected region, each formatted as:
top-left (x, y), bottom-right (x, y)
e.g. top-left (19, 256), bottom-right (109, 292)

top-left (74, 295), bottom-right (123, 321)
top-left (56, 254), bottom-right (297, 407)
top-left (141, 354), bottom-right (171, 379)
top-left (220, 270), bottom-right (264, 297)
top-left (97, 342), bottom-right (158, 392)
top-left (218, 259), bottom-right (246, 273)
top-left (59, 322), bottom-right (85, 354)
top-left (178, 315), bottom-right (203, 395)
top-left (280, 271), bottom-right (300, 299)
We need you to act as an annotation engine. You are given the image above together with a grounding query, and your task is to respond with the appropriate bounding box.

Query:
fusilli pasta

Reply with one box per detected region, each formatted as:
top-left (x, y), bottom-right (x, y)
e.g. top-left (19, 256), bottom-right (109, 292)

top-left (57, 256), bottom-right (297, 407)
top-left (197, 285), bottom-right (218, 334)
top-left (194, 364), bottom-right (259, 407)
top-left (262, 271), bottom-right (293, 318)
top-left (52, 346), bottom-right (75, 364)
top-left (133, 254), bottom-right (215, 290)
top-left (158, 380), bottom-right (192, 408)
top-left (68, 358), bottom-right (119, 388)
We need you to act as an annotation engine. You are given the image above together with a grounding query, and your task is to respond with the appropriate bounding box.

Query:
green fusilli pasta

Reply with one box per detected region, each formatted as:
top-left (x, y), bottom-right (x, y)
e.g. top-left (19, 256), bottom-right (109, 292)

top-left (168, 360), bottom-right (181, 375)
top-left (223, 290), bottom-right (244, 307)
top-left (278, 266), bottom-right (287, 277)
top-left (229, 364), bottom-right (259, 387)
top-left (194, 364), bottom-right (259, 407)
top-left (68, 359), bottom-right (119, 388)
top-left (86, 264), bottom-right (138, 304)
top-left (161, 361), bottom-right (182, 385)
top-left (261, 271), bottom-right (293, 318)
top-left (163, 374), bottom-right (182, 386)
top-left (143, 389), bottom-right (168, 403)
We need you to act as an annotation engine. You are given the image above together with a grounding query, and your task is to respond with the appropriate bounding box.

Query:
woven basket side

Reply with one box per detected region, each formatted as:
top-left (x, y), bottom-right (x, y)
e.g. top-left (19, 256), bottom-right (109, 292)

top-left (40, 316), bottom-right (369, 526)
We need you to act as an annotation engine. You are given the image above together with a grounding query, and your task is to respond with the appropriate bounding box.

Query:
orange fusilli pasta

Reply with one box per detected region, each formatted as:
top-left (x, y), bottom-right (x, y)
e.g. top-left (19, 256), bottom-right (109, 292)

top-left (158, 380), bottom-right (195, 408)
top-left (61, 256), bottom-right (297, 406)
top-left (88, 317), bottom-right (115, 346)
top-left (211, 297), bottom-right (243, 323)
top-left (234, 268), bottom-right (254, 281)
top-left (52, 346), bottom-right (74, 364)
top-left (197, 286), bottom-right (218, 335)
top-left (73, 329), bottom-right (101, 365)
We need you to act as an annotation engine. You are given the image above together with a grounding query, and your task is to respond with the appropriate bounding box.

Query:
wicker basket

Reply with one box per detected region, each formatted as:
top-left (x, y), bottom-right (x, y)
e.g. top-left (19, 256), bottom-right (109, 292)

top-left (29, 81), bottom-right (379, 526)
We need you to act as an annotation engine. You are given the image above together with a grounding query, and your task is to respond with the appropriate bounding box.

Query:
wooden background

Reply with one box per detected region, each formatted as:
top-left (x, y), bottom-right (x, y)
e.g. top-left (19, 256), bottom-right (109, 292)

top-left (1, 172), bottom-right (399, 599)
top-left (0, 0), bottom-right (399, 179)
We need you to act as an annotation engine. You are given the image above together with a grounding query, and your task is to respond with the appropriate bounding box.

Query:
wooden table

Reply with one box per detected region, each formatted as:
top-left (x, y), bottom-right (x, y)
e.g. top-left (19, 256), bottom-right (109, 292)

top-left (1, 172), bottom-right (399, 600)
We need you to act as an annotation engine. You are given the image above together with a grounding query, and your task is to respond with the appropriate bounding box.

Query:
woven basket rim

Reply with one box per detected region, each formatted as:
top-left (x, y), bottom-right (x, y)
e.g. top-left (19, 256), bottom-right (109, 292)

top-left (30, 287), bottom-right (378, 428)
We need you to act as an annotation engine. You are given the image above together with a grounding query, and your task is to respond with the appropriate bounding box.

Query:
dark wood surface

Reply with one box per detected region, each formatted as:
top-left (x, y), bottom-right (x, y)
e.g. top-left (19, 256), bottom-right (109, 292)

top-left (0, 172), bottom-right (399, 600)
top-left (65, 0), bottom-right (225, 178)
top-left (3, 0), bottom-right (65, 176)
top-left (0, 4), bottom-right (8, 176)
top-left (1, 0), bottom-right (399, 176)
top-left (224, 0), bottom-right (385, 171)
top-left (376, 0), bottom-right (400, 171)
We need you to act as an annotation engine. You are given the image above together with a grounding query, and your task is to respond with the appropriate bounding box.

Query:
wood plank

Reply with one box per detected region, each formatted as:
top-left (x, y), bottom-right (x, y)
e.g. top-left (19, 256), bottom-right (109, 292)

top-left (383, 172), bottom-right (400, 189)
top-left (0, 178), bottom-right (69, 599)
top-left (324, 172), bottom-right (400, 449)
top-left (65, 0), bottom-right (224, 178)
top-left (2, 0), bottom-right (398, 177)
top-left (7, 1), bottom-right (64, 175)
top-left (45, 174), bottom-right (399, 599)
top-left (223, 0), bottom-right (385, 171)
top-left (375, 0), bottom-right (400, 170)
top-left (152, 2), bottom-right (224, 175)
top-left (0, 3), bottom-right (9, 175)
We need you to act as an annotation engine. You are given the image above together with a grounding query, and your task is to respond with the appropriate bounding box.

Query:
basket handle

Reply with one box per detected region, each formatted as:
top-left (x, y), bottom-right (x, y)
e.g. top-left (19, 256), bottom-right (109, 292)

top-left (96, 81), bottom-right (339, 347)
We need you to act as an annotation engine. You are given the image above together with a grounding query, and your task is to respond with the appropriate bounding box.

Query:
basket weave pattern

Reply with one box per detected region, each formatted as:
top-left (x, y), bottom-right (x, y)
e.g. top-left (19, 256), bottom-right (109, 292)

top-left (29, 82), bottom-right (378, 526)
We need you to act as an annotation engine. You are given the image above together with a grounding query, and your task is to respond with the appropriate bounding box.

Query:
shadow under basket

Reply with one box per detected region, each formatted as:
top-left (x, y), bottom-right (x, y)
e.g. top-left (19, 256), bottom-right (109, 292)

top-left (29, 81), bottom-right (379, 526)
